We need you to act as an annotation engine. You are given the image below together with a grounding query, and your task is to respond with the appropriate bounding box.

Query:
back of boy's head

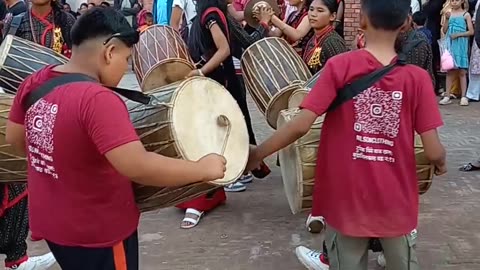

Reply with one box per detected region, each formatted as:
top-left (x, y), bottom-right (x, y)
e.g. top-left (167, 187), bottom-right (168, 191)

top-left (412, 11), bottom-right (426, 26)
top-left (71, 7), bottom-right (138, 47)
top-left (361, 0), bottom-right (411, 31)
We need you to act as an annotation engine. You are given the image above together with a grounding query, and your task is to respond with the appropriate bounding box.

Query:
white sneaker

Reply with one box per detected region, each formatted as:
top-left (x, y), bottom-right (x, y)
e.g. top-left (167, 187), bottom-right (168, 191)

top-left (460, 97), bottom-right (469, 106)
top-left (8, 253), bottom-right (56, 270)
top-left (377, 252), bottom-right (386, 267)
top-left (439, 97), bottom-right (452, 105)
top-left (295, 246), bottom-right (329, 270)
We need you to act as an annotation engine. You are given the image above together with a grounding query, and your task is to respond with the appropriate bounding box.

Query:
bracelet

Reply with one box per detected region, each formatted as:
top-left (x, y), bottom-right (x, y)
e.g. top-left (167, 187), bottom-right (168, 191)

top-left (198, 69), bottom-right (204, 76)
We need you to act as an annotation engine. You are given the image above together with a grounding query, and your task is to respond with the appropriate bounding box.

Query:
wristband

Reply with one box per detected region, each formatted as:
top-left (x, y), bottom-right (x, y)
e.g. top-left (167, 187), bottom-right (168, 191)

top-left (198, 69), bottom-right (204, 76)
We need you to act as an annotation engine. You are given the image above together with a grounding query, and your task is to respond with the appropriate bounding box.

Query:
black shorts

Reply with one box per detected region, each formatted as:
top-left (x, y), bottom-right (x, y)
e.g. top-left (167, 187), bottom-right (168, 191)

top-left (47, 231), bottom-right (138, 270)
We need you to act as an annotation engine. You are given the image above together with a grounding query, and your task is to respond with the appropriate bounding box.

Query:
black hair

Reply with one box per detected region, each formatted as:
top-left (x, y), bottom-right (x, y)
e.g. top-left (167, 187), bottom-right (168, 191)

top-left (361, 0), bottom-right (410, 31)
top-left (188, 0), bottom-right (229, 61)
top-left (312, 0), bottom-right (338, 14)
top-left (145, 12), bottom-right (153, 18)
top-left (412, 11), bottom-right (426, 26)
top-left (71, 7), bottom-right (139, 47)
top-left (50, 0), bottom-right (73, 48)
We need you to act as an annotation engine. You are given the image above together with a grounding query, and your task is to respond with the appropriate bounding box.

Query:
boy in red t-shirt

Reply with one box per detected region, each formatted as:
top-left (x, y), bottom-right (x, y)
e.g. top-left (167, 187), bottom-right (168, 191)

top-left (246, 0), bottom-right (446, 268)
top-left (5, 7), bottom-right (226, 270)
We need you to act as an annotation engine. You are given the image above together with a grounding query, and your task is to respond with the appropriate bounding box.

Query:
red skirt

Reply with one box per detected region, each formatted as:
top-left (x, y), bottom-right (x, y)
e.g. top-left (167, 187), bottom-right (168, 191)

top-left (176, 188), bottom-right (226, 211)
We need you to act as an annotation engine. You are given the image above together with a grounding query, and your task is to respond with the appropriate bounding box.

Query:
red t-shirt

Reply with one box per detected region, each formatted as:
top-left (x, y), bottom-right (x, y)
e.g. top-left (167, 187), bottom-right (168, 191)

top-left (9, 66), bottom-right (140, 247)
top-left (300, 50), bottom-right (443, 237)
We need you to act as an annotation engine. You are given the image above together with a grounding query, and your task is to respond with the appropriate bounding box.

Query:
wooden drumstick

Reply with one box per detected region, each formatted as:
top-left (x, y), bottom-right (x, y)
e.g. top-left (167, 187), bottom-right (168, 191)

top-left (217, 115), bottom-right (231, 155)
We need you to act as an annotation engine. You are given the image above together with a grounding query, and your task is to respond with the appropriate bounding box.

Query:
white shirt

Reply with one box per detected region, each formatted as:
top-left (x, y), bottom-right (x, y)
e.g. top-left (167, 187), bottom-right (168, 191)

top-left (411, 0), bottom-right (420, 14)
top-left (285, 3), bottom-right (297, 20)
top-left (172, 0), bottom-right (196, 30)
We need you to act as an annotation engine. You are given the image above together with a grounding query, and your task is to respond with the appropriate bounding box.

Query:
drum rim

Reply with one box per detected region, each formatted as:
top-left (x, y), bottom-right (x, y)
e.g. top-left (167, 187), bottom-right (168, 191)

top-left (278, 108), bottom-right (307, 214)
top-left (170, 77), bottom-right (249, 186)
top-left (265, 82), bottom-right (304, 129)
top-left (241, 37), bottom-right (292, 60)
top-left (139, 59), bottom-right (195, 91)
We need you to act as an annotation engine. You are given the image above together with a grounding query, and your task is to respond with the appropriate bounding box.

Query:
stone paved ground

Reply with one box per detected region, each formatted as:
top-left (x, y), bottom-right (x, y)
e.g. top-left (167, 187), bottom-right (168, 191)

top-left (4, 72), bottom-right (480, 270)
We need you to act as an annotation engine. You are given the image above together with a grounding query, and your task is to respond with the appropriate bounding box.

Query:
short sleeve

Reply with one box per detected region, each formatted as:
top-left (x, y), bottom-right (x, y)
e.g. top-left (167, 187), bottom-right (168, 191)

top-left (414, 70), bottom-right (444, 134)
top-left (82, 90), bottom-right (140, 155)
top-left (172, 0), bottom-right (186, 9)
top-left (8, 78), bottom-right (31, 125)
top-left (300, 59), bottom-right (340, 116)
top-left (203, 10), bottom-right (228, 37)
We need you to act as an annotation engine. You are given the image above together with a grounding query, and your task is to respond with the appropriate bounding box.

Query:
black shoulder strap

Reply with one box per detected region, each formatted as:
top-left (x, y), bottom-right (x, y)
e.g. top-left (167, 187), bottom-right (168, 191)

top-left (23, 73), bottom-right (151, 111)
top-left (326, 32), bottom-right (423, 112)
top-left (6, 13), bottom-right (24, 36)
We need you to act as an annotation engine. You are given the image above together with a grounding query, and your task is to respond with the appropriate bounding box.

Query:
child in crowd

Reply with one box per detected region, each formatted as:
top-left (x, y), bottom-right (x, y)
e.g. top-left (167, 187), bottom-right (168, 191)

top-left (413, 11), bottom-right (433, 44)
top-left (138, 11), bottom-right (154, 32)
top-left (245, 0), bottom-right (447, 269)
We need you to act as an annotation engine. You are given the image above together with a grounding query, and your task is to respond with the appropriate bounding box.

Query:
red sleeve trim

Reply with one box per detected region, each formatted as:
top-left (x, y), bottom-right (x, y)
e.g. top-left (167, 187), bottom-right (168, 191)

top-left (201, 7), bottom-right (230, 43)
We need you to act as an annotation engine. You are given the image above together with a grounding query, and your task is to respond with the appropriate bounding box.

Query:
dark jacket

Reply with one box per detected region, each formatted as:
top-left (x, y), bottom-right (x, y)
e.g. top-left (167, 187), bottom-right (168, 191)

top-left (114, 0), bottom-right (141, 28)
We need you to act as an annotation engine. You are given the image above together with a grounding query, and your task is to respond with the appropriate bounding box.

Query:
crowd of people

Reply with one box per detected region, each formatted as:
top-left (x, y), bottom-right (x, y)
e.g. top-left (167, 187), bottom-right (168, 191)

top-left (0, 0), bottom-right (475, 269)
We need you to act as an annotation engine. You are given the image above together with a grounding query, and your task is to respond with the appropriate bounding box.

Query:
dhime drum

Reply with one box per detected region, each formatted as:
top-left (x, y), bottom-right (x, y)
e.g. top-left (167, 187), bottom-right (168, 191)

top-left (0, 35), bottom-right (68, 94)
top-left (277, 108), bottom-right (324, 214)
top-left (0, 93), bottom-right (27, 182)
top-left (288, 88), bottom-right (309, 109)
top-left (415, 135), bottom-right (435, 194)
top-left (304, 69), bottom-right (322, 91)
top-left (126, 77), bottom-right (249, 212)
top-left (132, 25), bottom-right (195, 92)
top-left (241, 37), bottom-right (311, 128)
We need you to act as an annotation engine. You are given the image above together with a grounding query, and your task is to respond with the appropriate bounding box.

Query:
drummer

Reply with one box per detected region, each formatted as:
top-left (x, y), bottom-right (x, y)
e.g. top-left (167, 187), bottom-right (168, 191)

top-left (296, 6), bottom-right (439, 270)
top-left (177, 0), bottom-right (271, 229)
top-left (301, 0), bottom-right (347, 75)
top-left (0, 0), bottom-right (76, 269)
top-left (6, 8), bottom-right (226, 270)
top-left (258, 0), bottom-right (313, 55)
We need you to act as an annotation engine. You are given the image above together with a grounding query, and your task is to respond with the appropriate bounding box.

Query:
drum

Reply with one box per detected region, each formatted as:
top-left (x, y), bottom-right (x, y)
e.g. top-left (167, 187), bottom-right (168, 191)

top-left (277, 108), bottom-right (324, 214)
top-left (415, 135), bottom-right (435, 194)
top-left (304, 69), bottom-right (322, 90)
top-left (127, 77), bottom-right (249, 212)
top-left (277, 109), bottom-right (435, 214)
top-left (288, 88), bottom-right (309, 109)
top-left (0, 94), bottom-right (27, 182)
top-left (132, 25), bottom-right (195, 92)
top-left (0, 35), bottom-right (68, 94)
top-left (241, 37), bottom-right (311, 129)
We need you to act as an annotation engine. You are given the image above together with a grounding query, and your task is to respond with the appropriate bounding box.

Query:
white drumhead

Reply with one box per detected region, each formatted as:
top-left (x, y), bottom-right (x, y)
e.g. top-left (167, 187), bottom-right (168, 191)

top-left (0, 35), bottom-right (13, 66)
top-left (172, 77), bottom-right (249, 185)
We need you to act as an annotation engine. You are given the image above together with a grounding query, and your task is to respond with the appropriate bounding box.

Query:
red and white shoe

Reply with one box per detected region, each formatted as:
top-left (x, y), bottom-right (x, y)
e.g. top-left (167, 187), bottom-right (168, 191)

top-left (295, 246), bottom-right (329, 270)
top-left (7, 253), bottom-right (56, 270)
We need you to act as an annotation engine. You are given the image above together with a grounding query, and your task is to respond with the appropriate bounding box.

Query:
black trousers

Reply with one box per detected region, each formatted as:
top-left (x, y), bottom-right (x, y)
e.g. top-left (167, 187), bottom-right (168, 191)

top-left (47, 231), bottom-right (139, 270)
top-left (0, 183), bottom-right (29, 266)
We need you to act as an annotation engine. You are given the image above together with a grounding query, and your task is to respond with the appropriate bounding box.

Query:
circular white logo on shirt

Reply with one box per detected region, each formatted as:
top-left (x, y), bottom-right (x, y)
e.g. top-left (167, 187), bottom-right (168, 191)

top-left (32, 116), bottom-right (43, 131)
top-left (50, 105), bottom-right (58, 114)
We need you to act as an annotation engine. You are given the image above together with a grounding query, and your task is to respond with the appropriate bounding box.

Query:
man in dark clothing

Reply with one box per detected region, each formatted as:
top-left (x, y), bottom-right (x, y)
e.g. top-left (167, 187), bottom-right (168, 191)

top-left (114, 0), bottom-right (141, 28)
top-left (6, 0), bottom-right (26, 16)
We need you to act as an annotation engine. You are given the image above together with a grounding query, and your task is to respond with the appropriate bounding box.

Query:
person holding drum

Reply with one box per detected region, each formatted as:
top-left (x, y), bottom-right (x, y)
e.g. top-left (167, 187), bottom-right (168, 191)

top-left (301, 0), bottom-right (347, 74)
top-left (177, 0), bottom-right (266, 229)
top-left (6, 8), bottom-right (226, 270)
top-left (246, 0), bottom-right (447, 269)
top-left (12, 0), bottom-right (76, 58)
top-left (259, 0), bottom-right (314, 55)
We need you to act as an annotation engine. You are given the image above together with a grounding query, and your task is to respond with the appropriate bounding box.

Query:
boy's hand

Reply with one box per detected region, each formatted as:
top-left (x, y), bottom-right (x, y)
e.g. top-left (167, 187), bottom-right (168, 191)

top-left (197, 153), bottom-right (227, 181)
top-left (245, 145), bottom-right (262, 173)
top-left (434, 163), bottom-right (447, 176)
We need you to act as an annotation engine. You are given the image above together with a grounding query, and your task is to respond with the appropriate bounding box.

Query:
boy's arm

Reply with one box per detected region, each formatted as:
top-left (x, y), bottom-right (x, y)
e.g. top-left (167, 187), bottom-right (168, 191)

top-left (414, 70), bottom-right (446, 175)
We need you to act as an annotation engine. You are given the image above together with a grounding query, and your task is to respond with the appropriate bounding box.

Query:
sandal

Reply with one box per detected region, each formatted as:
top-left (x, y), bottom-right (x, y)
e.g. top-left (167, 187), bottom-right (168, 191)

top-left (180, 208), bottom-right (204, 229)
top-left (306, 214), bottom-right (325, 234)
top-left (459, 163), bottom-right (480, 172)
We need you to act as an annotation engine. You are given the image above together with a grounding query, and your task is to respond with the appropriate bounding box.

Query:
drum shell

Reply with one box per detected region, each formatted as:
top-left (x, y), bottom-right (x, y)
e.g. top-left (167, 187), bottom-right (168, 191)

top-left (278, 109), bottom-right (435, 214)
top-left (0, 94), bottom-right (27, 182)
top-left (241, 37), bottom-right (311, 128)
top-left (304, 69), bottom-right (322, 91)
top-left (126, 77), bottom-right (249, 211)
top-left (0, 35), bottom-right (68, 94)
top-left (132, 25), bottom-right (195, 92)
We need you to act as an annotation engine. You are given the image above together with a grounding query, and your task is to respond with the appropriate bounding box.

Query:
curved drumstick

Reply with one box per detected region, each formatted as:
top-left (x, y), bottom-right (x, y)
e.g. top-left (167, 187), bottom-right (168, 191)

top-left (217, 115), bottom-right (231, 155)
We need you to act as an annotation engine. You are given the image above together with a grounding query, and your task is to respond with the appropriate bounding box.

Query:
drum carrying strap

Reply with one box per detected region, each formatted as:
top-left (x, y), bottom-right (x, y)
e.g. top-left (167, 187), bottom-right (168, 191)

top-left (23, 73), bottom-right (151, 112)
top-left (326, 32), bottom-right (424, 112)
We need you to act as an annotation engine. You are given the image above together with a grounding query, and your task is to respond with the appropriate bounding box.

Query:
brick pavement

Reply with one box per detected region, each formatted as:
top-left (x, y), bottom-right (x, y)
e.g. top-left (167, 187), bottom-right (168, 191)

top-left (3, 72), bottom-right (480, 270)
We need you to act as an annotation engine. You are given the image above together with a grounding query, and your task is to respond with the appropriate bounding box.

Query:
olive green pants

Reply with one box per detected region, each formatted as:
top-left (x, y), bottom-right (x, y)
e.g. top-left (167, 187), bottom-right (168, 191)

top-left (325, 225), bottom-right (420, 270)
